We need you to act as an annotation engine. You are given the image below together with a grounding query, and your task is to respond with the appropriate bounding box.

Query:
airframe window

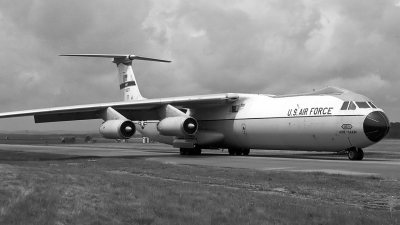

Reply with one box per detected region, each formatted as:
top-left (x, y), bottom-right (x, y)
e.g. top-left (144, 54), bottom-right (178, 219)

top-left (368, 102), bottom-right (377, 108)
top-left (348, 101), bottom-right (356, 110)
top-left (340, 101), bottom-right (349, 110)
top-left (355, 102), bottom-right (370, 108)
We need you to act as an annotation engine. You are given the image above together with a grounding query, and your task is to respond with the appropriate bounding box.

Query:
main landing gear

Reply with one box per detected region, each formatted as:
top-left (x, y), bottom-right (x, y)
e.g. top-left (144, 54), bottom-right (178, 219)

top-left (347, 147), bottom-right (364, 161)
top-left (228, 148), bottom-right (250, 156)
top-left (180, 147), bottom-right (202, 155)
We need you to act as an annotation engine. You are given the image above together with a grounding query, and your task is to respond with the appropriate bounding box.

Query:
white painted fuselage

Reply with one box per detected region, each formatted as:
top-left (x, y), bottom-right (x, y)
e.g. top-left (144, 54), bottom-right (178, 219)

top-left (136, 92), bottom-right (386, 152)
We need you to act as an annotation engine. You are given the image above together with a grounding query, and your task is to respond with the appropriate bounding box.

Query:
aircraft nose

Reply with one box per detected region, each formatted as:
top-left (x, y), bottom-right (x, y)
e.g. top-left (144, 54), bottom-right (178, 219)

top-left (363, 111), bottom-right (390, 142)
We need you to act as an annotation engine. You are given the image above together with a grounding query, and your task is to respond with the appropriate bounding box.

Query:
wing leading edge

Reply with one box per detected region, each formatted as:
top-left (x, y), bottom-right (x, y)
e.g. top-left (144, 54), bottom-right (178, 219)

top-left (0, 93), bottom-right (239, 123)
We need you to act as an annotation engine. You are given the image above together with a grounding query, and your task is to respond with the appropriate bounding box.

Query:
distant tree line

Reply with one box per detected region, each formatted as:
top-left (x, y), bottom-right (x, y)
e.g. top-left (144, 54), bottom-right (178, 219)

top-left (386, 122), bottom-right (400, 139)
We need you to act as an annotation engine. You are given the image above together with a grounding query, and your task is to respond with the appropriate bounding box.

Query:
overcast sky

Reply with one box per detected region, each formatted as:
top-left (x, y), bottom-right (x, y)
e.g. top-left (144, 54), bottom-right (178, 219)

top-left (0, 0), bottom-right (399, 132)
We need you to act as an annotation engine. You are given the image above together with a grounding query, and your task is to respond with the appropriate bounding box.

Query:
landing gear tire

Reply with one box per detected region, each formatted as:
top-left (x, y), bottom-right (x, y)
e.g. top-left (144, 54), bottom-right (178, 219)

top-left (180, 147), bottom-right (201, 155)
top-left (228, 148), bottom-right (249, 156)
top-left (348, 148), bottom-right (364, 161)
top-left (180, 148), bottom-right (187, 155)
top-left (357, 148), bottom-right (364, 161)
top-left (194, 147), bottom-right (202, 155)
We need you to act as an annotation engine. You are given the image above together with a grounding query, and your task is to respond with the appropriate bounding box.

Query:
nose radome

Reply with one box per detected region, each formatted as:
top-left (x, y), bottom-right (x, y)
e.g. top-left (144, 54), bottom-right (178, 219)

top-left (363, 111), bottom-right (390, 142)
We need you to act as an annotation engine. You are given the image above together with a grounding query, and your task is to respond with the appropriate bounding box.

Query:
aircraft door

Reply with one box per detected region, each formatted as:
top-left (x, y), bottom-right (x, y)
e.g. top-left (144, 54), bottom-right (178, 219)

top-left (231, 101), bottom-right (252, 148)
top-left (232, 120), bottom-right (251, 148)
top-left (241, 123), bottom-right (247, 135)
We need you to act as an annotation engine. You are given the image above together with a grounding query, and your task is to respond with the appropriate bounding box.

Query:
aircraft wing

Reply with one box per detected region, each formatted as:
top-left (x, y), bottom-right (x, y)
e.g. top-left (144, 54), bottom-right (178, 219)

top-left (0, 93), bottom-right (239, 123)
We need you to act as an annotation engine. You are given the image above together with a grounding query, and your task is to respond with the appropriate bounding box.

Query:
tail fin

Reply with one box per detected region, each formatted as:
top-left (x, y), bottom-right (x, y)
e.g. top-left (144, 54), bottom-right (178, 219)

top-left (59, 54), bottom-right (171, 101)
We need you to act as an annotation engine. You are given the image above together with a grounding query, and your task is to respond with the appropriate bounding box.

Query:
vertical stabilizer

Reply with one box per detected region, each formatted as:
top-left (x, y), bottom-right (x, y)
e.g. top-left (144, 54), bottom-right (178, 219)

top-left (115, 60), bottom-right (143, 101)
top-left (59, 54), bottom-right (171, 102)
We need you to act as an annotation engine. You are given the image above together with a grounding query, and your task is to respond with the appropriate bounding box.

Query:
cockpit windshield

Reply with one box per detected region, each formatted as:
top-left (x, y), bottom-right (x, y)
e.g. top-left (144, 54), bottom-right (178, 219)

top-left (368, 102), bottom-right (377, 108)
top-left (341, 101), bottom-right (349, 110)
top-left (340, 101), bottom-right (377, 110)
top-left (355, 102), bottom-right (370, 108)
top-left (348, 101), bottom-right (357, 110)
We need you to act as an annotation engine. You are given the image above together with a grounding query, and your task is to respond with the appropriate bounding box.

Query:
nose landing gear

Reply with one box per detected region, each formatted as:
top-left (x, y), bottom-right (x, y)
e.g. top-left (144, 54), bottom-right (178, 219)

top-left (347, 147), bottom-right (364, 160)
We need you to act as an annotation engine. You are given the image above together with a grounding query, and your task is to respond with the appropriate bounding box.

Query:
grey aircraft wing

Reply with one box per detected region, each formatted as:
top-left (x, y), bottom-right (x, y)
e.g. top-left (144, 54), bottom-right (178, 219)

top-left (0, 93), bottom-right (239, 123)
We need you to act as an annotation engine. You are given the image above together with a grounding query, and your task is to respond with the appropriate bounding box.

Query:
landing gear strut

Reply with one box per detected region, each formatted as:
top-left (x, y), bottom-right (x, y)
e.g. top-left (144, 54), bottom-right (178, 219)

top-left (347, 148), bottom-right (364, 161)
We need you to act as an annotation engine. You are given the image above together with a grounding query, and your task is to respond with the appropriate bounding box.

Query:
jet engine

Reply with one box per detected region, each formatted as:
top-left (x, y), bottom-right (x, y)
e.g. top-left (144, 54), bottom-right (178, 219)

top-left (99, 120), bottom-right (135, 139)
top-left (157, 116), bottom-right (198, 136)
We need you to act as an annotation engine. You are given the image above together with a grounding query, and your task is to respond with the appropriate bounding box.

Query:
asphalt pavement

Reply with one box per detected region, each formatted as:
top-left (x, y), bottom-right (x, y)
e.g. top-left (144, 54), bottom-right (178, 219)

top-left (1, 142), bottom-right (399, 179)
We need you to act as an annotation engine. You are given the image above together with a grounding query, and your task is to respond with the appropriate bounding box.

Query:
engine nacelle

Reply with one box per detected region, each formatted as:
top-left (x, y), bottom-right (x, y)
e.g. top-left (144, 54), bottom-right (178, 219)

top-left (157, 116), bottom-right (198, 136)
top-left (99, 120), bottom-right (135, 139)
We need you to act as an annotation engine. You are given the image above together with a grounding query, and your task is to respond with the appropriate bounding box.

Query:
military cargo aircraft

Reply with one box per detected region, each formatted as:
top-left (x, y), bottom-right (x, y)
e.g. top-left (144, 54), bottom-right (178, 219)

top-left (0, 54), bottom-right (390, 160)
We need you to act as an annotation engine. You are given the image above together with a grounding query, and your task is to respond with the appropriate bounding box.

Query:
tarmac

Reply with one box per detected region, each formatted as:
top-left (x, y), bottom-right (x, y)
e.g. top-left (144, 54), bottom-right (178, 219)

top-left (0, 143), bottom-right (399, 179)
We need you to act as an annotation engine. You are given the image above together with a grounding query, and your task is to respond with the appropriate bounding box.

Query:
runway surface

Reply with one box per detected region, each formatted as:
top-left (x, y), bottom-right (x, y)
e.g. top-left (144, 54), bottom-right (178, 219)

top-left (0, 142), bottom-right (399, 179)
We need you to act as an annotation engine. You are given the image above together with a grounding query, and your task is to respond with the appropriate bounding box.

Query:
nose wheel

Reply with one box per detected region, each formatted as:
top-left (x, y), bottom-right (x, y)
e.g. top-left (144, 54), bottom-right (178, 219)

top-left (347, 148), bottom-right (364, 160)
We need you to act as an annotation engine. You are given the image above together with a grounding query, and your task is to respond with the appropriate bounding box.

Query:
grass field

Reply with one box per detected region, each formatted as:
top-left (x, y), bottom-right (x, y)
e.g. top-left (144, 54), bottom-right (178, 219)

top-left (0, 144), bottom-right (399, 225)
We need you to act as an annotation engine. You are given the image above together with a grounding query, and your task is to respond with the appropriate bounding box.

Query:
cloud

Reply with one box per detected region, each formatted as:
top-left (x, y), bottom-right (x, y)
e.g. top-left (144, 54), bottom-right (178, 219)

top-left (0, 0), bottom-right (400, 131)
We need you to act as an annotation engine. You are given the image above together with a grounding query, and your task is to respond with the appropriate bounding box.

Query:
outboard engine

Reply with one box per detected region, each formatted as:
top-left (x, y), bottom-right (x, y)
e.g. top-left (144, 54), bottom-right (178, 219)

top-left (157, 116), bottom-right (198, 137)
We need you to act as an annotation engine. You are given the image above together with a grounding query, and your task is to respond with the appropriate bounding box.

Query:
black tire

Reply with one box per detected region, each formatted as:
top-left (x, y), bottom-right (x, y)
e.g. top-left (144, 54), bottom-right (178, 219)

top-left (348, 149), bottom-right (359, 160)
top-left (242, 149), bottom-right (250, 156)
top-left (180, 148), bottom-right (186, 155)
top-left (228, 149), bottom-right (235, 155)
top-left (194, 147), bottom-right (202, 155)
top-left (235, 148), bottom-right (243, 156)
top-left (357, 148), bottom-right (364, 161)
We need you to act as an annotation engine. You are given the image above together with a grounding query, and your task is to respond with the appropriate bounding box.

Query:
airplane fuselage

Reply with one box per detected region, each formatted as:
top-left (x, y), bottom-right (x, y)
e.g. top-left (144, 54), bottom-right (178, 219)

top-left (136, 91), bottom-right (389, 152)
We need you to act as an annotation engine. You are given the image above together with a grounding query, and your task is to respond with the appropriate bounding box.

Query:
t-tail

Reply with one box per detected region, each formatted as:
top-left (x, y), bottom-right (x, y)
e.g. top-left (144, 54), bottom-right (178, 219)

top-left (59, 54), bottom-right (171, 101)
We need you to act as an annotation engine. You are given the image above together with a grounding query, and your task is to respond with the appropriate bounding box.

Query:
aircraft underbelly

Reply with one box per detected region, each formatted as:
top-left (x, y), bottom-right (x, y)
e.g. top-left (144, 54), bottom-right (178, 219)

top-left (228, 116), bottom-right (355, 151)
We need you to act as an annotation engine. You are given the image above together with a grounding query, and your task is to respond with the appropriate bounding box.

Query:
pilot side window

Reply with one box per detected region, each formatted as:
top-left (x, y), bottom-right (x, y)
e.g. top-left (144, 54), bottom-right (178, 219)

top-left (340, 101), bottom-right (349, 110)
top-left (356, 102), bottom-right (370, 108)
top-left (368, 102), bottom-right (377, 108)
top-left (348, 101), bottom-right (357, 110)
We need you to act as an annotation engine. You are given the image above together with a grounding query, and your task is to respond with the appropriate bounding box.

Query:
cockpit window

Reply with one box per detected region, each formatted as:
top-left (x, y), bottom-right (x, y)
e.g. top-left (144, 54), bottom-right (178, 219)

top-left (340, 101), bottom-right (349, 110)
top-left (368, 102), bottom-right (377, 108)
top-left (348, 101), bottom-right (357, 110)
top-left (356, 102), bottom-right (370, 108)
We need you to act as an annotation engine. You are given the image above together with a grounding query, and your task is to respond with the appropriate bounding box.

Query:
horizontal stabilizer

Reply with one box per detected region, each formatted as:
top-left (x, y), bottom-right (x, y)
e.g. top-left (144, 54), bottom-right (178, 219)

top-left (59, 54), bottom-right (171, 63)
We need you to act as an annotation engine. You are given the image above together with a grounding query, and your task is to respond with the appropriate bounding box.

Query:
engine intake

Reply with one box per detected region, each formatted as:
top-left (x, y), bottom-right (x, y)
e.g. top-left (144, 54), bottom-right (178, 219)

top-left (157, 116), bottom-right (198, 137)
top-left (99, 120), bottom-right (135, 139)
